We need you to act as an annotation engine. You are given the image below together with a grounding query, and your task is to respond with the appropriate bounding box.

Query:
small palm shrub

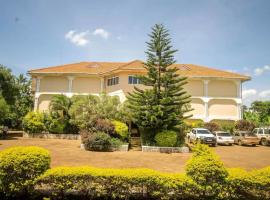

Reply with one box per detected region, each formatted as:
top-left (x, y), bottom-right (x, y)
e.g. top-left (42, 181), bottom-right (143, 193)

top-left (0, 146), bottom-right (50, 198)
top-left (22, 111), bottom-right (46, 133)
top-left (112, 120), bottom-right (129, 140)
top-left (155, 130), bottom-right (177, 147)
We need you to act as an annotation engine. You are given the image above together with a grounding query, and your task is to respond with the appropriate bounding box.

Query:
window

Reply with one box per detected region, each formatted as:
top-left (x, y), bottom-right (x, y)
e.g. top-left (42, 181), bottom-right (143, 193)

top-left (128, 75), bottom-right (140, 84)
top-left (107, 77), bottom-right (119, 86)
top-left (258, 128), bottom-right (264, 134)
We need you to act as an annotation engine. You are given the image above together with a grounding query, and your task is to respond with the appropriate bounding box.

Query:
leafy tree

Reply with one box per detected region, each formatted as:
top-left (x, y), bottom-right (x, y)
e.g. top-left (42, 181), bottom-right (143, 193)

top-left (127, 24), bottom-right (192, 134)
top-left (250, 101), bottom-right (270, 125)
top-left (0, 95), bottom-right (10, 124)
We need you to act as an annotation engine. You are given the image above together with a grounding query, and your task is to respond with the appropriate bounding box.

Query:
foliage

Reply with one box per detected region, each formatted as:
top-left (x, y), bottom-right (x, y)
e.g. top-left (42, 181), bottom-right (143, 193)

top-left (112, 120), bottom-right (129, 140)
top-left (210, 119), bottom-right (235, 133)
top-left (82, 131), bottom-right (112, 151)
top-left (110, 137), bottom-right (124, 147)
top-left (250, 101), bottom-right (270, 125)
top-left (0, 146), bottom-right (50, 198)
top-left (140, 128), bottom-right (156, 146)
top-left (186, 144), bottom-right (228, 199)
top-left (243, 110), bottom-right (260, 126)
top-left (235, 119), bottom-right (255, 131)
top-left (49, 94), bottom-right (72, 121)
top-left (22, 112), bottom-right (46, 133)
top-left (203, 122), bottom-right (220, 132)
top-left (155, 130), bottom-right (177, 147)
top-left (69, 94), bottom-right (123, 130)
top-left (0, 95), bottom-right (9, 125)
top-left (93, 119), bottom-right (115, 136)
top-left (0, 66), bottom-right (33, 128)
top-left (184, 119), bottom-right (204, 128)
top-left (47, 118), bottom-right (65, 134)
top-left (127, 24), bottom-right (192, 136)
top-left (36, 166), bottom-right (197, 200)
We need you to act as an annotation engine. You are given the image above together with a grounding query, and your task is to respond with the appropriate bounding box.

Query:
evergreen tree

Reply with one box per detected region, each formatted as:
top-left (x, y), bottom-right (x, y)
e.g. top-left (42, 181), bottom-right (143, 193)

top-left (127, 24), bottom-right (192, 134)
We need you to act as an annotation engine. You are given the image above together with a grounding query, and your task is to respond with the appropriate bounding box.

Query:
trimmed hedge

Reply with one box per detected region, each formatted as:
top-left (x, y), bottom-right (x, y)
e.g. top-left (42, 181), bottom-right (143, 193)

top-left (0, 146), bottom-right (50, 198)
top-left (155, 130), bottom-right (177, 147)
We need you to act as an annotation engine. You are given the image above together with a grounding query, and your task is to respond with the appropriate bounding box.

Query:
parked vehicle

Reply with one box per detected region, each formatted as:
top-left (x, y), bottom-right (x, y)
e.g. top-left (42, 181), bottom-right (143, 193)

top-left (252, 127), bottom-right (270, 146)
top-left (187, 128), bottom-right (217, 146)
top-left (233, 131), bottom-right (260, 146)
top-left (213, 131), bottom-right (234, 145)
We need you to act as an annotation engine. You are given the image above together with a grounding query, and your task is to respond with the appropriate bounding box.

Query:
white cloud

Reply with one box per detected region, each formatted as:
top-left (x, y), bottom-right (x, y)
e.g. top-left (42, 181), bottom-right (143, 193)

top-left (242, 89), bottom-right (257, 99)
top-left (93, 28), bottom-right (109, 39)
top-left (254, 65), bottom-right (270, 76)
top-left (259, 90), bottom-right (270, 98)
top-left (65, 30), bottom-right (89, 46)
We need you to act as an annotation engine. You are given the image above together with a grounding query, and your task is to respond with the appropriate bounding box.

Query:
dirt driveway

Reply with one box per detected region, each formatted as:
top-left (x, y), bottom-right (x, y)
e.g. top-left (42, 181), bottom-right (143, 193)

top-left (0, 137), bottom-right (270, 173)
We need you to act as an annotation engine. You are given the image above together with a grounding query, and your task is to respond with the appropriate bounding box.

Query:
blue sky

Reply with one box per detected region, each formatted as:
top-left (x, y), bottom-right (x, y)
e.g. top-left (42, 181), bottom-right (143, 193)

top-left (0, 0), bottom-right (269, 105)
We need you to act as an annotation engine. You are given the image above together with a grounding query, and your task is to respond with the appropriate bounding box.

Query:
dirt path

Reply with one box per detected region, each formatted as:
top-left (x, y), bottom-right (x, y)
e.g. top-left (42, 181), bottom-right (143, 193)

top-left (0, 137), bottom-right (269, 173)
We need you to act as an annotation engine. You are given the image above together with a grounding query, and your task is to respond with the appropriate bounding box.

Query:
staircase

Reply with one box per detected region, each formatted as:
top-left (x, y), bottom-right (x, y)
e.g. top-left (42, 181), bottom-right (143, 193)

top-left (130, 137), bottom-right (142, 151)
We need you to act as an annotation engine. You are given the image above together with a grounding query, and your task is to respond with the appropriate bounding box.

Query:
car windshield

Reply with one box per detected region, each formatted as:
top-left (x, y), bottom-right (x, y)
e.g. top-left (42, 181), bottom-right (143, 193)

top-left (265, 128), bottom-right (270, 134)
top-left (197, 130), bottom-right (211, 134)
top-left (245, 132), bottom-right (256, 136)
top-left (217, 132), bottom-right (231, 136)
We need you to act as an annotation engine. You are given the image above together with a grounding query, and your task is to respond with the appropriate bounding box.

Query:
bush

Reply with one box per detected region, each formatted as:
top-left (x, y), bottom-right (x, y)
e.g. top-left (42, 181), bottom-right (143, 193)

top-left (186, 144), bottom-right (228, 199)
top-left (203, 122), bottom-right (220, 132)
top-left (111, 120), bottom-right (129, 140)
top-left (22, 111), bottom-right (46, 133)
top-left (140, 128), bottom-right (156, 145)
top-left (36, 166), bottom-right (197, 200)
top-left (47, 118), bottom-right (65, 134)
top-left (235, 119), bottom-right (255, 131)
top-left (155, 130), bottom-right (177, 147)
top-left (82, 131), bottom-right (112, 151)
top-left (93, 119), bottom-right (115, 136)
top-left (0, 146), bottom-right (50, 198)
top-left (110, 137), bottom-right (124, 147)
top-left (211, 119), bottom-right (235, 133)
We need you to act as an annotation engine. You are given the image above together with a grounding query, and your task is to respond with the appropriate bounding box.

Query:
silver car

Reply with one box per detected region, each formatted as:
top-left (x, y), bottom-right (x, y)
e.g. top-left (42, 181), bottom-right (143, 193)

top-left (213, 131), bottom-right (234, 145)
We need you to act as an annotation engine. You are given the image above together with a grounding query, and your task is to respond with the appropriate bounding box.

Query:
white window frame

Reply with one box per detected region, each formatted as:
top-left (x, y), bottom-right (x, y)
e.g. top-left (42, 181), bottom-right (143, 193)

top-left (128, 75), bottom-right (140, 84)
top-left (107, 76), bottom-right (119, 86)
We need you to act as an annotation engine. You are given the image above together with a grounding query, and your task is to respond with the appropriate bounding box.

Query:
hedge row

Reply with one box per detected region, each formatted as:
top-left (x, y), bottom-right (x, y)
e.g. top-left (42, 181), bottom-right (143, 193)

top-left (1, 146), bottom-right (270, 200)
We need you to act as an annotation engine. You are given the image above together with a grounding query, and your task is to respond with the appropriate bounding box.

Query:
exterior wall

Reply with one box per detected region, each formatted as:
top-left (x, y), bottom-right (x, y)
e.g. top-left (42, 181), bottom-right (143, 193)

top-left (189, 98), bottom-right (205, 118)
top-left (208, 99), bottom-right (237, 119)
top-left (208, 80), bottom-right (237, 97)
top-left (184, 80), bottom-right (204, 96)
top-left (72, 77), bottom-right (101, 93)
top-left (38, 94), bottom-right (53, 111)
top-left (40, 76), bottom-right (68, 92)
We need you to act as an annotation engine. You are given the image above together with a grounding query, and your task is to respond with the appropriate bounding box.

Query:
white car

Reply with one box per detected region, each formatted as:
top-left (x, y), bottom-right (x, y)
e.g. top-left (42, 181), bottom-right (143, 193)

top-left (213, 131), bottom-right (234, 145)
top-left (187, 128), bottom-right (217, 146)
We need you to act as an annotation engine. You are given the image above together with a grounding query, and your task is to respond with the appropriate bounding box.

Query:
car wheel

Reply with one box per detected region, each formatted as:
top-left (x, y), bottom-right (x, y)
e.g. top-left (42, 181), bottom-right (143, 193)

top-left (212, 143), bottom-right (217, 147)
top-left (261, 138), bottom-right (268, 146)
top-left (238, 140), bottom-right (243, 146)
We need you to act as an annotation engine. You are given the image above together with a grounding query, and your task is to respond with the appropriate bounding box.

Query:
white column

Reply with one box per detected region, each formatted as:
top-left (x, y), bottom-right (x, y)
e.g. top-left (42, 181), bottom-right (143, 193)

top-left (202, 97), bottom-right (210, 122)
top-left (67, 76), bottom-right (74, 93)
top-left (203, 80), bottom-right (210, 97)
top-left (100, 77), bottom-right (105, 92)
top-left (234, 80), bottom-right (241, 98)
top-left (34, 94), bottom-right (40, 111)
top-left (237, 103), bottom-right (242, 120)
top-left (36, 77), bottom-right (42, 93)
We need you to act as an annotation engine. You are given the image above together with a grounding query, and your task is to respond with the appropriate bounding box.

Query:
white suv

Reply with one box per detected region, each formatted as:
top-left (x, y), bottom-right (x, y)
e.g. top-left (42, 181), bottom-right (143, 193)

top-left (187, 128), bottom-right (217, 147)
top-left (252, 127), bottom-right (270, 146)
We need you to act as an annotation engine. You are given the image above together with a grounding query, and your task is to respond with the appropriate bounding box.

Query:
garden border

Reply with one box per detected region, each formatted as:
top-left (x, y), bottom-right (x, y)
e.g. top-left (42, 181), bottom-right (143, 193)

top-left (23, 132), bottom-right (81, 140)
top-left (142, 145), bottom-right (190, 153)
top-left (80, 143), bottom-right (129, 152)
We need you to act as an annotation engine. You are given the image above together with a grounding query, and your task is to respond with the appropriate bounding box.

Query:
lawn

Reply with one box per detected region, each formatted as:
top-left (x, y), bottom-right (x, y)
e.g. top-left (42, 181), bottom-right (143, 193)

top-left (1, 137), bottom-right (270, 173)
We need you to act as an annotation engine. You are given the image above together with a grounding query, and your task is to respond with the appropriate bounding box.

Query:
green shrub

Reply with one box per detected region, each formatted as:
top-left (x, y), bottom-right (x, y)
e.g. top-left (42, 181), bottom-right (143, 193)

top-left (47, 118), bottom-right (65, 134)
top-left (111, 120), bottom-right (129, 140)
top-left (22, 111), bottom-right (46, 133)
top-left (36, 166), bottom-right (197, 200)
top-left (0, 146), bottom-right (50, 198)
top-left (94, 119), bottom-right (115, 136)
top-left (110, 137), bottom-right (124, 147)
top-left (83, 131), bottom-right (112, 151)
top-left (184, 119), bottom-right (204, 128)
top-left (211, 119), bottom-right (235, 133)
top-left (203, 122), bottom-right (220, 132)
top-left (140, 128), bottom-right (156, 145)
top-left (186, 144), bottom-right (228, 199)
top-left (155, 130), bottom-right (177, 147)
top-left (235, 119), bottom-right (256, 131)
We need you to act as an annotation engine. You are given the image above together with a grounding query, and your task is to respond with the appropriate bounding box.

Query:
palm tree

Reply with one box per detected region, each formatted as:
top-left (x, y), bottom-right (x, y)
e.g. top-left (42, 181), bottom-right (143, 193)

top-left (49, 94), bottom-right (72, 121)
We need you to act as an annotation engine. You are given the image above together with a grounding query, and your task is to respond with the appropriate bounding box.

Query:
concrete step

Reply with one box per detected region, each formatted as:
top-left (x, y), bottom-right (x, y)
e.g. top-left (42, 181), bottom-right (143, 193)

top-left (130, 137), bottom-right (142, 151)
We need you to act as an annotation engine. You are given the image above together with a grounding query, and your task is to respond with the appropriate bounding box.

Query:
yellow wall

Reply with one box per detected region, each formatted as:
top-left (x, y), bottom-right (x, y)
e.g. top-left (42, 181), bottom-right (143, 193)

top-left (40, 76), bottom-right (68, 92)
top-left (208, 80), bottom-right (237, 97)
top-left (72, 77), bottom-right (101, 93)
top-left (38, 94), bottom-right (53, 111)
top-left (184, 80), bottom-right (204, 96)
top-left (190, 98), bottom-right (205, 117)
top-left (209, 99), bottom-right (237, 117)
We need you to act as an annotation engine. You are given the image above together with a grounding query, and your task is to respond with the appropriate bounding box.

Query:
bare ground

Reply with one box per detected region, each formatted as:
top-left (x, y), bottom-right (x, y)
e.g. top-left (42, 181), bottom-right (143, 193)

top-left (0, 137), bottom-right (270, 173)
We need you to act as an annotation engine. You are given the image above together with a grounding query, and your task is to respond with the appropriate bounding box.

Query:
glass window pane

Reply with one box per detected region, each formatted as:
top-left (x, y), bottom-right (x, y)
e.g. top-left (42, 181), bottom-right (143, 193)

top-left (116, 77), bottom-right (119, 84)
top-left (134, 77), bottom-right (138, 84)
top-left (128, 76), bottom-right (132, 84)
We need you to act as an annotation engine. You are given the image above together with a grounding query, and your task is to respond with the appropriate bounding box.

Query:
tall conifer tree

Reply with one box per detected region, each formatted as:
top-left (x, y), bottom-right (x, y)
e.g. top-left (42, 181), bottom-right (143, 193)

top-left (127, 24), bottom-right (192, 134)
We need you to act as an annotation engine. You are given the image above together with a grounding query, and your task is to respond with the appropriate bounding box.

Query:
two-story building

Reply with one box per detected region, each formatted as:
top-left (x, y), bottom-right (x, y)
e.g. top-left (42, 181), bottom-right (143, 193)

top-left (29, 60), bottom-right (250, 122)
